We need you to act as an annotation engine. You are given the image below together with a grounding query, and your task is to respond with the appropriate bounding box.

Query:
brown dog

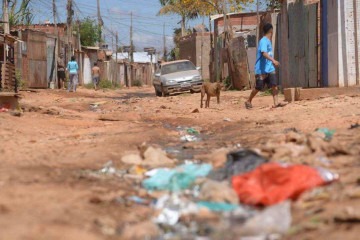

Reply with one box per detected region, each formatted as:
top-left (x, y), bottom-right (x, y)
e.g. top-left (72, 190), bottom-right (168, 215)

top-left (200, 82), bottom-right (222, 108)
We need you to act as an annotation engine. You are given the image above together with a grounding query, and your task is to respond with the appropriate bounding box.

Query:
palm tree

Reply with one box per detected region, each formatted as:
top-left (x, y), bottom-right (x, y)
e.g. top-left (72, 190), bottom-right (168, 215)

top-left (158, 0), bottom-right (199, 37)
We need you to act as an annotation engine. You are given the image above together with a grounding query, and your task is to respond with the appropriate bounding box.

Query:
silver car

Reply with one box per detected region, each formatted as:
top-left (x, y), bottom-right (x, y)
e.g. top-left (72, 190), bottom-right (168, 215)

top-left (153, 60), bottom-right (203, 97)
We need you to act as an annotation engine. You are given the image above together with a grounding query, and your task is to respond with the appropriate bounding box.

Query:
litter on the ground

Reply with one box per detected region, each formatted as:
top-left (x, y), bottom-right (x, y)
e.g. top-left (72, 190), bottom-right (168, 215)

top-left (177, 126), bottom-right (202, 142)
top-left (181, 135), bottom-right (200, 142)
top-left (96, 161), bottom-right (126, 177)
top-left (187, 127), bottom-right (200, 135)
top-left (209, 149), bottom-right (268, 181)
top-left (197, 202), bottom-right (239, 212)
top-left (154, 194), bottom-right (199, 225)
top-left (316, 128), bottom-right (336, 141)
top-left (237, 201), bottom-right (292, 237)
top-left (127, 196), bottom-right (151, 205)
top-left (143, 163), bottom-right (212, 191)
top-left (232, 163), bottom-right (338, 206)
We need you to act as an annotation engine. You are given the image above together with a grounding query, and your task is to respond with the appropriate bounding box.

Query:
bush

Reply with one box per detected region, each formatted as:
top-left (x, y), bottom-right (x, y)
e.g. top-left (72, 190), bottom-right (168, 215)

top-left (84, 83), bottom-right (94, 89)
top-left (15, 70), bottom-right (26, 89)
top-left (132, 79), bottom-right (143, 87)
top-left (223, 76), bottom-right (233, 90)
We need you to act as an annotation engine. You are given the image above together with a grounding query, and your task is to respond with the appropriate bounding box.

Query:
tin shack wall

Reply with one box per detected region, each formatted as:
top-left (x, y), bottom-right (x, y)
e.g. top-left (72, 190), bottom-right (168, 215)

top-left (324, 0), bottom-right (360, 87)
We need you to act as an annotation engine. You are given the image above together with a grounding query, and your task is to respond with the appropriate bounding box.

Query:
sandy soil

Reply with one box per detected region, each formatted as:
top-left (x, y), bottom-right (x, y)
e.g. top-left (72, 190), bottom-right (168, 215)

top-left (0, 86), bottom-right (359, 240)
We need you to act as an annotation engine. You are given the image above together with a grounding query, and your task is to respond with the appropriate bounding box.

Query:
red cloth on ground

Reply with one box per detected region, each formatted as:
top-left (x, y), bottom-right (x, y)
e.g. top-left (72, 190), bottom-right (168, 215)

top-left (232, 163), bottom-right (326, 206)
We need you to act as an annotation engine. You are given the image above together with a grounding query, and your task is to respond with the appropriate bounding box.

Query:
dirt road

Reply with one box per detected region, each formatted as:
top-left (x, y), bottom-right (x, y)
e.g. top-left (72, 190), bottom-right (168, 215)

top-left (0, 87), bottom-right (359, 240)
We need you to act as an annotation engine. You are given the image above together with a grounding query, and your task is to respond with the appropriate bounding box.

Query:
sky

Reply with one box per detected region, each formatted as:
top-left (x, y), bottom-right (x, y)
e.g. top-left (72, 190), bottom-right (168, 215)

top-left (19, 0), bottom-right (265, 54)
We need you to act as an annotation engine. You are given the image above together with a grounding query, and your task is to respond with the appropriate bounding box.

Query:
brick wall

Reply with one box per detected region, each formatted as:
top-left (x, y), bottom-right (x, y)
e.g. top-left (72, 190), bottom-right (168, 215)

top-left (13, 24), bottom-right (67, 38)
top-left (179, 32), bottom-right (211, 80)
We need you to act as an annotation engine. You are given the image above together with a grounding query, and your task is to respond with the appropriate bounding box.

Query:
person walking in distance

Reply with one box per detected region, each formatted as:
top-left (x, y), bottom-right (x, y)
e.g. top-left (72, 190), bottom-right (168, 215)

top-left (245, 23), bottom-right (283, 109)
top-left (66, 56), bottom-right (79, 92)
top-left (92, 62), bottom-right (101, 91)
top-left (57, 53), bottom-right (66, 89)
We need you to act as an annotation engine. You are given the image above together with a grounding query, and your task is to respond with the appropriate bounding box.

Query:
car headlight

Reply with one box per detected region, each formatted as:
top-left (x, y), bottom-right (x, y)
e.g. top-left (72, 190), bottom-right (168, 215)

top-left (193, 76), bottom-right (202, 81)
top-left (166, 80), bottom-right (176, 84)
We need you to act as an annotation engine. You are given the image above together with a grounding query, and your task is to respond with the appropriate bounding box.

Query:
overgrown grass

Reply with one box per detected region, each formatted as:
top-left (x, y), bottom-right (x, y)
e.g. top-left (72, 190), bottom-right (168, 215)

top-left (132, 79), bottom-right (143, 87)
top-left (15, 70), bottom-right (26, 89)
top-left (260, 88), bottom-right (273, 96)
top-left (83, 80), bottom-right (122, 90)
top-left (223, 76), bottom-right (234, 90)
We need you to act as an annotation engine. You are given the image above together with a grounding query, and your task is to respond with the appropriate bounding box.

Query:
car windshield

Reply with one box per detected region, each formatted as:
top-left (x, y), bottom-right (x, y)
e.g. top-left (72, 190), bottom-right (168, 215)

top-left (161, 61), bottom-right (196, 75)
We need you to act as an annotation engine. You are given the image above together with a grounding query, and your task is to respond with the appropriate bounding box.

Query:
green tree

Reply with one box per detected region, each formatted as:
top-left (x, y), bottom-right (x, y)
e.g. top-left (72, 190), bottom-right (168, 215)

top-left (266, 0), bottom-right (282, 10)
top-left (8, 0), bottom-right (34, 27)
top-left (79, 18), bottom-right (101, 47)
top-left (169, 27), bottom-right (192, 60)
top-left (158, 0), bottom-right (199, 37)
top-left (159, 1), bottom-right (255, 37)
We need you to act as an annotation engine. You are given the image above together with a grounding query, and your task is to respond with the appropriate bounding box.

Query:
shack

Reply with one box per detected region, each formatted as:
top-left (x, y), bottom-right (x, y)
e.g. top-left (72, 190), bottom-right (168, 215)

top-left (0, 33), bottom-right (18, 92)
top-left (0, 33), bottom-right (20, 111)
top-left (279, 0), bottom-right (360, 89)
top-left (13, 23), bottom-right (80, 89)
top-left (211, 11), bottom-right (269, 89)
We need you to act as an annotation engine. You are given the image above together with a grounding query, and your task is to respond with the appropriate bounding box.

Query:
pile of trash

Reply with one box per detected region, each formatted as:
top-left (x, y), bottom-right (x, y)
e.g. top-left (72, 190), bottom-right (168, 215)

top-left (88, 128), bottom-right (343, 239)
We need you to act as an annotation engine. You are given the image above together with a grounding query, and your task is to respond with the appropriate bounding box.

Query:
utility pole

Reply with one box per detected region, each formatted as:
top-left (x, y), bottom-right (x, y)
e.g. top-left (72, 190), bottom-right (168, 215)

top-left (77, 21), bottom-right (83, 85)
top-left (111, 23), bottom-right (114, 50)
top-left (53, 0), bottom-right (58, 88)
top-left (163, 23), bottom-right (167, 61)
top-left (115, 31), bottom-right (118, 85)
top-left (67, 0), bottom-right (73, 62)
top-left (130, 12), bottom-right (134, 63)
top-left (97, 0), bottom-right (103, 47)
top-left (130, 12), bottom-right (134, 86)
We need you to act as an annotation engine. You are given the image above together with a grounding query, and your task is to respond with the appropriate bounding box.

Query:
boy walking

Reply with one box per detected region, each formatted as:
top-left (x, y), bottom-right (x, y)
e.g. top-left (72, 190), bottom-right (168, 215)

top-left (245, 23), bottom-right (282, 109)
top-left (67, 56), bottom-right (79, 92)
top-left (92, 62), bottom-right (101, 91)
top-left (57, 53), bottom-right (66, 89)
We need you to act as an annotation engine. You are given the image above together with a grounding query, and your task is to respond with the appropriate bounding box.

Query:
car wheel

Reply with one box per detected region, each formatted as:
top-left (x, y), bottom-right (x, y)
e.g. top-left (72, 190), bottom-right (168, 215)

top-left (190, 89), bottom-right (200, 94)
top-left (154, 87), bottom-right (162, 97)
top-left (161, 85), bottom-right (169, 97)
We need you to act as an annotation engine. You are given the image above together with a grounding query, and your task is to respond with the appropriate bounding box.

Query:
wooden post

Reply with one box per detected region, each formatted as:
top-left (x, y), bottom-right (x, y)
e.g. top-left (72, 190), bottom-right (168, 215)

top-left (67, 0), bottom-right (73, 62)
top-left (3, 0), bottom-right (9, 35)
top-left (163, 23), bottom-right (167, 61)
top-left (256, 0), bottom-right (260, 48)
top-left (53, 0), bottom-right (59, 88)
top-left (353, 0), bottom-right (360, 85)
top-left (77, 22), bottom-right (83, 85)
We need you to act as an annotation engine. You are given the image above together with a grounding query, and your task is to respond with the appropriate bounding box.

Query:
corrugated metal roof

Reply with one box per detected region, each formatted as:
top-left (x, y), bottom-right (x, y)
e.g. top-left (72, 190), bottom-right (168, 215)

top-left (210, 11), bottom-right (268, 21)
top-left (82, 46), bottom-right (100, 50)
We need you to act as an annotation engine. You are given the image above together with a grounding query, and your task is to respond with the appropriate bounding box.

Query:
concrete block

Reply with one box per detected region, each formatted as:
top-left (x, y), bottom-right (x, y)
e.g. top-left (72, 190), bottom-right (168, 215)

top-left (284, 88), bottom-right (295, 102)
top-left (295, 87), bottom-right (360, 101)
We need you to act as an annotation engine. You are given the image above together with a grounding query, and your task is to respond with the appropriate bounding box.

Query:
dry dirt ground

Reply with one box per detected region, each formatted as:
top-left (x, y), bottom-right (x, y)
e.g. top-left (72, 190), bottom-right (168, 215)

top-left (0, 86), bottom-right (359, 240)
